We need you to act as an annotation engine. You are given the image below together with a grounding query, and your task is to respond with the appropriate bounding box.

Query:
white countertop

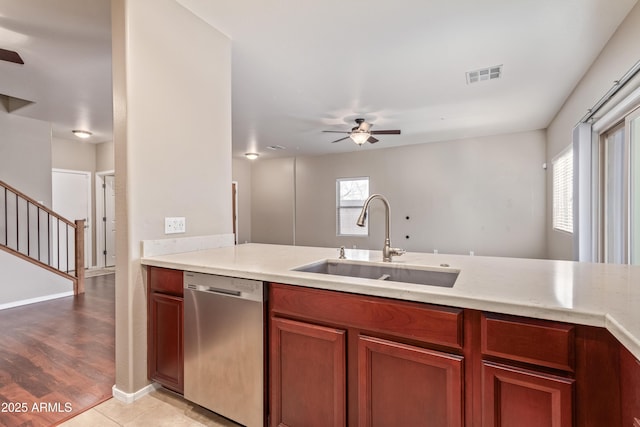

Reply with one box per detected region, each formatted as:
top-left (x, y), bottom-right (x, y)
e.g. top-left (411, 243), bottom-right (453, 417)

top-left (141, 243), bottom-right (640, 360)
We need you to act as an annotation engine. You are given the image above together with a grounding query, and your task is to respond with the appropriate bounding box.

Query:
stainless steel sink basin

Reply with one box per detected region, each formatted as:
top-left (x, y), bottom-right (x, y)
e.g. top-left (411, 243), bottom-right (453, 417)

top-left (292, 260), bottom-right (459, 288)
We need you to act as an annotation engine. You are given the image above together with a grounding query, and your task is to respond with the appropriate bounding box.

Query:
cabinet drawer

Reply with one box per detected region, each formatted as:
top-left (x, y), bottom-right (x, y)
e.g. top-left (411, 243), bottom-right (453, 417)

top-left (270, 283), bottom-right (463, 349)
top-left (481, 313), bottom-right (574, 372)
top-left (148, 266), bottom-right (183, 296)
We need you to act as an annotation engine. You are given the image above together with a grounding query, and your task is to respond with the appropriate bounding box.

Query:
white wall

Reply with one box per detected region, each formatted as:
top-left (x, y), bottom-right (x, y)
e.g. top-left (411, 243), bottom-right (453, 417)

top-left (250, 130), bottom-right (547, 259)
top-left (546, 2), bottom-right (640, 260)
top-left (0, 110), bottom-right (52, 206)
top-left (112, 0), bottom-right (232, 395)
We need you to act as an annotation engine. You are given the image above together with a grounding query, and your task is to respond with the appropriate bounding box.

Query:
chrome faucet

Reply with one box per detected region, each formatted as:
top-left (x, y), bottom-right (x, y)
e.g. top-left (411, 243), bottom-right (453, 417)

top-left (356, 194), bottom-right (405, 262)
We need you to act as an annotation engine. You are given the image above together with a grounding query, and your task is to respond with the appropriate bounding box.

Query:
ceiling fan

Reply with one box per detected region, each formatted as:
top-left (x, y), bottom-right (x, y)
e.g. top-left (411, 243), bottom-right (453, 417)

top-left (323, 118), bottom-right (401, 145)
top-left (0, 48), bottom-right (24, 65)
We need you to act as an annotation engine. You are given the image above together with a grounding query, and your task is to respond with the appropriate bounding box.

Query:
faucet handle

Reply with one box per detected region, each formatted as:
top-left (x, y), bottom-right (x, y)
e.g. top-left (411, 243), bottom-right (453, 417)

top-left (390, 247), bottom-right (405, 257)
top-left (338, 246), bottom-right (346, 259)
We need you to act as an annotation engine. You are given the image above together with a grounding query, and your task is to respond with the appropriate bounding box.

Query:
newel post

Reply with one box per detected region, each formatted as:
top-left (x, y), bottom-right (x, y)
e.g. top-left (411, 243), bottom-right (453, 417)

top-left (74, 219), bottom-right (85, 295)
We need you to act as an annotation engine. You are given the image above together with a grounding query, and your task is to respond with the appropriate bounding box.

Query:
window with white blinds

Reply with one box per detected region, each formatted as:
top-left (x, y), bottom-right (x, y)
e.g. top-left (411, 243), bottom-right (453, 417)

top-left (553, 146), bottom-right (573, 233)
top-left (337, 177), bottom-right (369, 236)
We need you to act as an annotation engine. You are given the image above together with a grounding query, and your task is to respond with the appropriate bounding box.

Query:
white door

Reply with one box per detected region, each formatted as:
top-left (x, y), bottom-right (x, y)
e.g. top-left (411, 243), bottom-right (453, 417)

top-left (52, 169), bottom-right (92, 269)
top-left (104, 175), bottom-right (116, 267)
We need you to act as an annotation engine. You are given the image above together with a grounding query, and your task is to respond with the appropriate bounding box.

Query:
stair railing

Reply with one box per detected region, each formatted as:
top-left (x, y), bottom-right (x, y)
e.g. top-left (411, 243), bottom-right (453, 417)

top-left (0, 179), bottom-right (85, 294)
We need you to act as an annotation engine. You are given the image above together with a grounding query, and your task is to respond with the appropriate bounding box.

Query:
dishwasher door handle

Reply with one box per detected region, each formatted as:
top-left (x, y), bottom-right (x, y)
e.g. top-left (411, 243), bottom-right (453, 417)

top-left (203, 286), bottom-right (242, 297)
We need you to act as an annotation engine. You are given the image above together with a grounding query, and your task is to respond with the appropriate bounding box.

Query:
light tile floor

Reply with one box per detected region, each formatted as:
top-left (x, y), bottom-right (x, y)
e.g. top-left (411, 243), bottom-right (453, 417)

top-left (58, 388), bottom-right (242, 427)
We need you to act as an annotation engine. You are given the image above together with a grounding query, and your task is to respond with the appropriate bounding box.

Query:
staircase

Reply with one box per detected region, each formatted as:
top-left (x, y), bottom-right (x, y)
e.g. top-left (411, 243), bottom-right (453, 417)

top-left (0, 179), bottom-right (85, 294)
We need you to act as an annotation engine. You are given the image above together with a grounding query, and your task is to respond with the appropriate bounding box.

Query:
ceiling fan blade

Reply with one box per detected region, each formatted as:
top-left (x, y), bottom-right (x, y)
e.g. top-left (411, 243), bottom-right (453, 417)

top-left (323, 130), bottom-right (349, 134)
top-left (370, 130), bottom-right (401, 135)
top-left (367, 136), bottom-right (379, 144)
top-left (0, 48), bottom-right (24, 64)
top-left (331, 136), bottom-right (351, 143)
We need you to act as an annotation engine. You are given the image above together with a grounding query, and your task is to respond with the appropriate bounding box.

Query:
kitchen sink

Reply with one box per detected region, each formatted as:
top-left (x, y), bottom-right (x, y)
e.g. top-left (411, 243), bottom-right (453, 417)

top-left (292, 259), bottom-right (459, 288)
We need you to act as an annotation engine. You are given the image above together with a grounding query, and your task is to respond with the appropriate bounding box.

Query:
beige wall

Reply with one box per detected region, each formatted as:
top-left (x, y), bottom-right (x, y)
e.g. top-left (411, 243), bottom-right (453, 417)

top-left (51, 138), bottom-right (115, 267)
top-left (0, 110), bottom-right (52, 206)
top-left (250, 157), bottom-right (295, 245)
top-left (97, 140), bottom-right (115, 172)
top-left (52, 137), bottom-right (96, 172)
top-left (112, 0), bottom-right (231, 395)
top-left (546, 2), bottom-right (640, 260)
top-left (250, 130), bottom-right (547, 259)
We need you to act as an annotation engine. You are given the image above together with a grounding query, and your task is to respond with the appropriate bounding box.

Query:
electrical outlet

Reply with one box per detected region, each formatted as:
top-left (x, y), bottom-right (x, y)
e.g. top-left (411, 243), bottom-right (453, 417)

top-left (165, 217), bottom-right (186, 234)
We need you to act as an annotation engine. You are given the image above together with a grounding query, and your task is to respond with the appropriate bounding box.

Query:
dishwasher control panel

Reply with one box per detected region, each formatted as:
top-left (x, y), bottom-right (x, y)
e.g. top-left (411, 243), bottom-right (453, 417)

top-left (184, 271), bottom-right (264, 302)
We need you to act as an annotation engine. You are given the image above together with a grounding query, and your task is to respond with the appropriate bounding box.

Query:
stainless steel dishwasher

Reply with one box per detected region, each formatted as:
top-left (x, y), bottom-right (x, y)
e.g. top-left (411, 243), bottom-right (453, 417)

top-left (183, 271), bottom-right (265, 427)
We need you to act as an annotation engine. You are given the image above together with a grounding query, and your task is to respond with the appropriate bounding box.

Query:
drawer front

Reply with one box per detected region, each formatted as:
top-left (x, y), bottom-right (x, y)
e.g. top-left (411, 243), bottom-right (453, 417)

top-left (148, 266), bottom-right (184, 296)
top-left (270, 283), bottom-right (463, 349)
top-left (481, 313), bottom-right (575, 372)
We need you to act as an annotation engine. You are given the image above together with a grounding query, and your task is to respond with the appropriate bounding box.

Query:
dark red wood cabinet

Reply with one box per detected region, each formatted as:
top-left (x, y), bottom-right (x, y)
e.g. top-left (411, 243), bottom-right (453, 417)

top-left (269, 283), bottom-right (465, 427)
top-left (480, 313), bottom-right (575, 427)
top-left (147, 266), bottom-right (184, 394)
top-left (269, 282), bottom-right (636, 427)
top-left (270, 316), bottom-right (347, 427)
top-left (358, 335), bottom-right (463, 427)
top-left (620, 346), bottom-right (640, 427)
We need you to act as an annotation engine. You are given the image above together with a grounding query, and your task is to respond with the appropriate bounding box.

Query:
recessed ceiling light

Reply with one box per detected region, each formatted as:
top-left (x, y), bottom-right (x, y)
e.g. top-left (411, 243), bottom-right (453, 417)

top-left (466, 65), bottom-right (502, 84)
top-left (72, 130), bottom-right (92, 139)
top-left (245, 152), bottom-right (259, 160)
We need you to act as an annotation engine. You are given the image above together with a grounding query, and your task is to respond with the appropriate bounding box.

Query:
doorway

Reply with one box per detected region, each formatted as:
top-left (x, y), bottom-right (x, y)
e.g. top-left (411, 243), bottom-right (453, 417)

top-left (96, 171), bottom-right (116, 268)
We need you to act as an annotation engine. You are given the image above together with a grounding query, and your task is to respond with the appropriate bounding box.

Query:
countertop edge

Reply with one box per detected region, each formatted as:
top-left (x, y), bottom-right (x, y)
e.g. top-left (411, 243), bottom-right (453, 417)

top-left (140, 253), bottom-right (640, 361)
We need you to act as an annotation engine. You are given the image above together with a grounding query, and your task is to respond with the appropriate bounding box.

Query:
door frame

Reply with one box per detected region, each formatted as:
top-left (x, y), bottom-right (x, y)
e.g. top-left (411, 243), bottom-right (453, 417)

top-left (52, 168), bottom-right (93, 269)
top-left (232, 181), bottom-right (238, 244)
top-left (95, 170), bottom-right (115, 268)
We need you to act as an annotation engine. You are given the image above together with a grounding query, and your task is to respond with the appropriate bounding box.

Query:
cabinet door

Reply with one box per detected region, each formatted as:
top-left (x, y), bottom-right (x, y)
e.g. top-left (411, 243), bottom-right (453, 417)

top-left (482, 362), bottom-right (573, 427)
top-left (358, 335), bottom-right (464, 427)
top-left (620, 346), bottom-right (640, 427)
top-left (270, 317), bottom-right (346, 427)
top-left (148, 292), bottom-right (183, 393)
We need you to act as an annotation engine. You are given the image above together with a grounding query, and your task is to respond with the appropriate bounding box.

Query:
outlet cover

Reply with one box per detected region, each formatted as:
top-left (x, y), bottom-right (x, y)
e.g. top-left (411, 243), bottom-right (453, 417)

top-left (165, 217), bottom-right (186, 234)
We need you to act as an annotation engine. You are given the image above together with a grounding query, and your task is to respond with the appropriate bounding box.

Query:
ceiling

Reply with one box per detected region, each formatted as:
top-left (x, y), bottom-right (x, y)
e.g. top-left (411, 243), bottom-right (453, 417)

top-left (1, 0), bottom-right (637, 156)
top-left (0, 0), bottom-right (112, 144)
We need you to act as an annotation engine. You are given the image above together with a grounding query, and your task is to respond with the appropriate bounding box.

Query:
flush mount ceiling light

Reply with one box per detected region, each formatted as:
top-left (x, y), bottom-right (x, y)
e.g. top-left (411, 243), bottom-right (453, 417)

top-left (466, 65), bottom-right (502, 84)
top-left (72, 130), bottom-right (92, 139)
top-left (245, 152), bottom-right (259, 160)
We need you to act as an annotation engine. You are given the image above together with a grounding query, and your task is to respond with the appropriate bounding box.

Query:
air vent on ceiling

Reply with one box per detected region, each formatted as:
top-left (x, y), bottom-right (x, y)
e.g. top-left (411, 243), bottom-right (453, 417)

top-left (466, 65), bottom-right (502, 84)
top-left (266, 145), bottom-right (286, 150)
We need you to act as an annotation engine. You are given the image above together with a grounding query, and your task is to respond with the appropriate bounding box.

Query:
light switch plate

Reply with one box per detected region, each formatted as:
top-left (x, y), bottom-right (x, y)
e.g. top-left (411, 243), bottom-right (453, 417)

top-left (165, 217), bottom-right (186, 234)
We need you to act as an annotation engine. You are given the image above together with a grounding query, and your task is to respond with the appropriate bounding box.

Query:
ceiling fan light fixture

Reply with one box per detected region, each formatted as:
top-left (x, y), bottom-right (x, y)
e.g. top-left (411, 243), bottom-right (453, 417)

top-left (350, 131), bottom-right (371, 145)
top-left (72, 130), bottom-right (92, 139)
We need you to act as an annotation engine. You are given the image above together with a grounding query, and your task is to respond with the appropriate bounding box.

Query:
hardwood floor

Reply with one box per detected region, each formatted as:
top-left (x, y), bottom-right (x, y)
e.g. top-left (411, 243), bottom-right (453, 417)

top-left (0, 274), bottom-right (115, 427)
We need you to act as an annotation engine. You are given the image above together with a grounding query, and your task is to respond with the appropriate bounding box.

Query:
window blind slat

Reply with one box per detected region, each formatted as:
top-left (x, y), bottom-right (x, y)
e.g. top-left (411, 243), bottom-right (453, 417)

top-left (553, 147), bottom-right (573, 233)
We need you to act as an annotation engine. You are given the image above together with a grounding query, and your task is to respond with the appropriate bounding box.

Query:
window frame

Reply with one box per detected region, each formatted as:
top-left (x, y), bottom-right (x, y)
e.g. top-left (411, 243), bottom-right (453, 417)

top-left (336, 177), bottom-right (369, 236)
top-left (552, 145), bottom-right (574, 234)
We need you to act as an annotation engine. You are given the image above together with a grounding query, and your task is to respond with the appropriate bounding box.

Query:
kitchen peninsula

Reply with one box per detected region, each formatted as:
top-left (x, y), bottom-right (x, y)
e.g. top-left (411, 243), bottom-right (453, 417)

top-left (141, 243), bottom-right (640, 427)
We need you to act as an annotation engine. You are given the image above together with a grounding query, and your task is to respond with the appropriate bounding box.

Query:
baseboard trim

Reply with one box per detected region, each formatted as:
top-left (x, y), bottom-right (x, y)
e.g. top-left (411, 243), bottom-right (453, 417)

top-left (111, 383), bottom-right (161, 404)
top-left (0, 291), bottom-right (74, 311)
